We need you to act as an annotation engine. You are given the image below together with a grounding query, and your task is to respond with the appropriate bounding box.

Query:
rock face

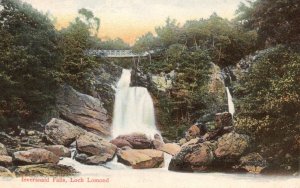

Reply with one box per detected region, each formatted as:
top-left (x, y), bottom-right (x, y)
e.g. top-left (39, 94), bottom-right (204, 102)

top-left (57, 85), bottom-right (110, 137)
top-left (0, 155), bottom-right (13, 167)
top-left (117, 149), bottom-right (164, 169)
top-left (112, 133), bottom-right (153, 149)
top-left (44, 145), bottom-right (71, 158)
top-left (208, 63), bottom-right (226, 104)
top-left (214, 132), bottom-right (250, 161)
top-left (110, 138), bottom-right (133, 149)
top-left (185, 125), bottom-right (200, 141)
top-left (13, 148), bottom-right (59, 165)
top-left (89, 62), bottom-right (122, 115)
top-left (215, 112), bottom-right (233, 128)
top-left (238, 153), bottom-right (267, 174)
top-left (45, 118), bottom-right (85, 146)
top-left (0, 166), bottom-right (15, 177)
top-left (0, 143), bottom-right (8, 156)
top-left (76, 132), bottom-right (117, 162)
top-left (14, 164), bottom-right (78, 177)
top-left (169, 143), bottom-right (214, 172)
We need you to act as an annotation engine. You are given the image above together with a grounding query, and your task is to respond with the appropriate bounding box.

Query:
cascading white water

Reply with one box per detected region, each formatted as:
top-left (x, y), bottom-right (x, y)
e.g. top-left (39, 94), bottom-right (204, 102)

top-left (226, 87), bottom-right (235, 115)
top-left (112, 69), bottom-right (159, 138)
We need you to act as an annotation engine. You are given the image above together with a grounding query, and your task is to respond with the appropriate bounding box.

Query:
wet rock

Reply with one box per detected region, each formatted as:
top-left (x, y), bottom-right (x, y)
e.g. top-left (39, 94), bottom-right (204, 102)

top-left (0, 166), bottom-right (15, 177)
top-left (238, 153), bottom-right (267, 174)
top-left (214, 132), bottom-right (250, 162)
top-left (158, 143), bottom-right (181, 156)
top-left (76, 132), bottom-right (117, 160)
top-left (0, 143), bottom-right (8, 156)
top-left (168, 143), bottom-right (214, 172)
top-left (44, 145), bottom-right (71, 158)
top-left (45, 118), bottom-right (85, 146)
top-left (152, 134), bottom-right (164, 150)
top-left (13, 148), bottom-right (59, 165)
top-left (0, 155), bottom-right (13, 167)
top-left (113, 133), bottom-right (153, 149)
top-left (110, 138), bottom-right (133, 149)
top-left (117, 149), bottom-right (164, 169)
top-left (215, 112), bottom-right (232, 128)
top-left (14, 164), bottom-right (78, 177)
top-left (75, 153), bottom-right (112, 165)
top-left (57, 85), bottom-right (110, 137)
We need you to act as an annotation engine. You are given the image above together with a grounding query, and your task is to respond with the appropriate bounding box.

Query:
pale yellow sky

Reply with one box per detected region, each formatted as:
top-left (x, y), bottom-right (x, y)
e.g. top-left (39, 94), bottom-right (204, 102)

top-left (22, 0), bottom-right (246, 44)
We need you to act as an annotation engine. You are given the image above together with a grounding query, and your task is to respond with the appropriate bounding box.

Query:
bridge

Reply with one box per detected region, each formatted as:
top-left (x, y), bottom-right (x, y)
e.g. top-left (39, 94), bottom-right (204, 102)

top-left (85, 50), bottom-right (156, 58)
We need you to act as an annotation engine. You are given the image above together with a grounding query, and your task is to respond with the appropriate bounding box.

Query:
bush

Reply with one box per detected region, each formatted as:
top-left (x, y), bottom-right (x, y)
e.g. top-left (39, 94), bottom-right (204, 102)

top-left (235, 45), bottom-right (300, 165)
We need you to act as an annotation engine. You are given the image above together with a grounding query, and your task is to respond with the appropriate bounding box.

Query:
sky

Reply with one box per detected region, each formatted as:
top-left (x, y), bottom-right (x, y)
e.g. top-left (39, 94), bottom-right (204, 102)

top-left (22, 0), bottom-right (246, 44)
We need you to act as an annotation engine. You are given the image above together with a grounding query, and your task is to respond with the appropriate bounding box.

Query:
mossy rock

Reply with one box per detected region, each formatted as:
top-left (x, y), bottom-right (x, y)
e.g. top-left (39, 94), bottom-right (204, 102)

top-left (14, 164), bottom-right (78, 177)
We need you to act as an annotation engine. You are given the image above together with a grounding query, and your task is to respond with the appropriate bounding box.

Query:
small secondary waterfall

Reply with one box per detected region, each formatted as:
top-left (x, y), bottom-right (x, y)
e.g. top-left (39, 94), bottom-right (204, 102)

top-left (226, 87), bottom-right (235, 115)
top-left (112, 69), bottom-right (159, 138)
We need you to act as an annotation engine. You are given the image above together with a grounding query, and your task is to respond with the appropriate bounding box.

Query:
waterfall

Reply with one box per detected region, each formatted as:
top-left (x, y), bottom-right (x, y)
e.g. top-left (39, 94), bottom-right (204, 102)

top-left (112, 69), bottom-right (159, 138)
top-left (226, 87), bottom-right (235, 115)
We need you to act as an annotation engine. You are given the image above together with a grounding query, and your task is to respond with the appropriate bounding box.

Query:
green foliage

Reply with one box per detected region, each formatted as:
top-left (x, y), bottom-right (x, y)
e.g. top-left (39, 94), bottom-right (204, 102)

top-left (96, 38), bottom-right (130, 50)
top-left (0, 0), bottom-right (61, 126)
top-left (235, 46), bottom-right (300, 155)
top-left (236, 0), bottom-right (300, 46)
top-left (58, 10), bottom-right (100, 93)
top-left (77, 8), bottom-right (100, 36)
top-left (132, 32), bottom-right (160, 53)
top-left (136, 14), bottom-right (257, 67)
top-left (155, 17), bottom-right (181, 48)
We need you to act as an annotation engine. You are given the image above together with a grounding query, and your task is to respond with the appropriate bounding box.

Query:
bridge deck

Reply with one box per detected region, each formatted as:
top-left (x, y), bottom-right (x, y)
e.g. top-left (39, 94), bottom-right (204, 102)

top-left (85, 50), bottom-right (154, 58)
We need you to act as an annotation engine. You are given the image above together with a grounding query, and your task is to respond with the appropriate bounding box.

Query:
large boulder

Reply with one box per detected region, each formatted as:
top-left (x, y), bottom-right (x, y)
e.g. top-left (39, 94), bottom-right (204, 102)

top-left (168, 143), bottom-right (214, 172)
top-left (112, 133), bottom-right (153, 149)
top-left (0, 155), bottom-right (13, 167)
top-left (238, 153), bottom-right (267, 174)
top-left (156, 143), bottom-right (181, 156)
top-left (45, 118), bottom-right (85, 146)
top-left (214, 132), bottom-right (250, 162)
top-left (76, 132), bottom-right (117, 161)
top-left (75, 153), bottom-right (113, 165)
top-left (117, 149), bottom-right (164, 169)
top-left (185, 125), bottom-right (200, 141)
top-left (14, 164), bottom-right (78, 177)
top-left (110, 138), bottom-right (133, 149)
top-left (13, 148), bottom-right (59, 165)
top-left (57, 85), bottom-right (110, 137)
top-left (44, 145), bottom-right (71, 158)
top-left (0, 166), bottom-right (15, 177)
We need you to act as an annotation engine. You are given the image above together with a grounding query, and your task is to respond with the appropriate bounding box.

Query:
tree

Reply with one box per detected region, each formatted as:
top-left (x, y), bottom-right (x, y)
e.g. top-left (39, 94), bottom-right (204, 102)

top-left (96, 37), bottom-right (130, 50)
top-left (133, 32), bottom-right (161, 64)
top-left (0, 0), bottom-right (61, 126)
top-left (58, 12), bottom-right (99, 93)
top-left (155, 17), bottom-right (182, 48)
top-left (236, 0), bottom-right (300, 46)
top-left (77, 8), bottom-right (100, 36)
